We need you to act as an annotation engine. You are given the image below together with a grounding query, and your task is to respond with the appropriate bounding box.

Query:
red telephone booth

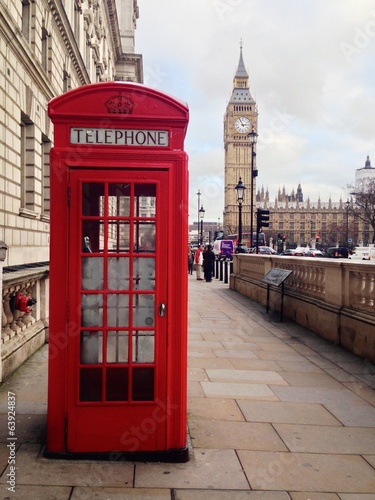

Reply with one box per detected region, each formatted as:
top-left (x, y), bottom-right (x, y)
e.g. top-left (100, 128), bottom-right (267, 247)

top-left (45, 82), bottom-right (189, 462)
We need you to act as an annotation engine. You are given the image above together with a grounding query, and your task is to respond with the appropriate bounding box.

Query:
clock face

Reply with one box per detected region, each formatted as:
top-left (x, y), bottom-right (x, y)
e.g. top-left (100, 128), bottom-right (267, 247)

top-left (235, 117), bottom-right (251, 133)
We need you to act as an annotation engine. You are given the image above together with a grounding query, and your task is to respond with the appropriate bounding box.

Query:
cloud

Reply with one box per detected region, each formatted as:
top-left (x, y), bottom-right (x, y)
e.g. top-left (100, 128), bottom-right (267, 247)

top-left (136, 0), bottom-right (375, 220)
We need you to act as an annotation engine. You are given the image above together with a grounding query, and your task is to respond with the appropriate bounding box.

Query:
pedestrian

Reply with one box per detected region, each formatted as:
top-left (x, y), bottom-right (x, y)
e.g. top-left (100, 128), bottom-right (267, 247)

top-left (194, 244), bottom-right (204, 280)
top-left (188, 246), bottom-right (194, 275)
top-left (203, 244), bottom-right (215, 282)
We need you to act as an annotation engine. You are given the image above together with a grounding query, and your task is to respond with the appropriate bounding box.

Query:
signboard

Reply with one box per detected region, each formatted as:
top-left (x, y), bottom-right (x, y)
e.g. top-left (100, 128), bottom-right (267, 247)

top-left (70, 128), bottom-right (169, 147)
top-left (262, 268), bottom-right (292, 287)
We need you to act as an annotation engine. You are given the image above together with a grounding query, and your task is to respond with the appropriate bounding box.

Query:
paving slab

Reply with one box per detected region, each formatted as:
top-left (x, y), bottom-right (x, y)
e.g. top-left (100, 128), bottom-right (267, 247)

top-left (71, 487), bottom-right (171, 499)
top-left (134, 449), bottom-right (249, 490)
top-left (0, 443), bottom-right (134, 488)
top-left (270, 386), bottom-right (369, 406)
top-left (200, 381), bottom-right (279, 400)
top-left (238, 450), bottom-right (375, 493)
top-left (206, 369), bottom-right (288, 385)
top-left (313, 402), bottom-right (375, 427)
top-left (187, 397), bottom-right (244, 421)
top-left (0, 485), bottom-right (72, 500)
top-left (175, 491), bottom-right (290, 500)
top-left (237, 400), bottom-right (341, 426)
top-left (189, 419), bottom-right (288, 451)
top-left (274, 424), bottom-right (375, 454)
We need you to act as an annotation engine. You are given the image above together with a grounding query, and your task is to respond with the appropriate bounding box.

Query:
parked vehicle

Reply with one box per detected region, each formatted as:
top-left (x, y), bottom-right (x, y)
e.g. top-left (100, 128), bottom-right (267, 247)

top-left (304, 249), bottom-right (324, 257)
top-left (327, 247), bottom-right (349, 258)
top-left (212, 239), bottom-right (235, 260)
top-left (250, 246), bottom-right (276, 255)
top-left (349, 246), bottom-right (375, 260)
top-left (281, 248), bottom-right (306, 256)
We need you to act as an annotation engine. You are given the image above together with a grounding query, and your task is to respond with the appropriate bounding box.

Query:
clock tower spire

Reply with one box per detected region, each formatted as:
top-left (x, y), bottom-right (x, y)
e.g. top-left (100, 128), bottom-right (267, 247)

top-left (223, 44), bottom-right (258, 238)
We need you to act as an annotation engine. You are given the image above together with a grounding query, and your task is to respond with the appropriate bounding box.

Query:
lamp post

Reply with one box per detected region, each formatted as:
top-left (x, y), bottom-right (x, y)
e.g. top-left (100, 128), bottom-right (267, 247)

top-left (248, 129), bottom-right (258, 247)
top-left (196, 189), bottom-right (201, 244)
top-left (346, 199), bottom-right (350, 246)
top-left (199, 205), bottom-right (205, 245)
top-left (235, 177), bottom-right (246, 252)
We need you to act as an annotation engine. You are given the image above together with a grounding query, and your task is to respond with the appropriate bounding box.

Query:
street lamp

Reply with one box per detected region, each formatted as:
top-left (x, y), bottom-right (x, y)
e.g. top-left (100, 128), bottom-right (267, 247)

top-left (346, 199), bottom-right (350, 246)
top-left (196, 189), bottom-right (201, 244)
top-left (248, 128), bottom-right (258, 247)
top-left (235, 177), bottom-right (246, 252)
top-left (199, 205), bottom-right (205, 244)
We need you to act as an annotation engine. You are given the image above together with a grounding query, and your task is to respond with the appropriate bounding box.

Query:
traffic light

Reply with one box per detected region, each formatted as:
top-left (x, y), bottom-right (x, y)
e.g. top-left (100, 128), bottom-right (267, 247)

top-left (256, 209), bottom-right (270, 232)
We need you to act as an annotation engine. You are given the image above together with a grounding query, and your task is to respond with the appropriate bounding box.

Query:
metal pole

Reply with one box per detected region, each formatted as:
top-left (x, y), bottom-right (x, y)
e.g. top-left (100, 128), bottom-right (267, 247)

top-left (250, 142), bottom-right (254, 248)
top-left (238, 202), bottom-right (242, 247)
top-left (197, 189), bottom-right (201, 244)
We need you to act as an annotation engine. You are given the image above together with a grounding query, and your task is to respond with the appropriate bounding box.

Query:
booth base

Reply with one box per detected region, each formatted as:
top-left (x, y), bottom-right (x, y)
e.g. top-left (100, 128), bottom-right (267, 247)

top-left (43, 446), bottom-right (189, 463)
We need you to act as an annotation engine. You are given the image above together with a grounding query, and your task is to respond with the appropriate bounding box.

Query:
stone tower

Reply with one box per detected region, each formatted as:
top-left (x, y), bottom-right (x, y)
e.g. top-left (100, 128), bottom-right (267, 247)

top-left (223, 44), bottom-right (258, 236)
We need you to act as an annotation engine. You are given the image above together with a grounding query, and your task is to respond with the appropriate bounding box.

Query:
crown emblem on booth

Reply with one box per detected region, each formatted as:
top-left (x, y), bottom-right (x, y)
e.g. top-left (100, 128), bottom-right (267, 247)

top-left (104, 94), bottom-right (135, 114)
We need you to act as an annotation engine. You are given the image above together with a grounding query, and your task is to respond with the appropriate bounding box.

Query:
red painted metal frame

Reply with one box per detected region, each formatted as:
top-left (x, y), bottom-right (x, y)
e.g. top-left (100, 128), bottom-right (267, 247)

top-left (46, 83), bottom-right (189, 461)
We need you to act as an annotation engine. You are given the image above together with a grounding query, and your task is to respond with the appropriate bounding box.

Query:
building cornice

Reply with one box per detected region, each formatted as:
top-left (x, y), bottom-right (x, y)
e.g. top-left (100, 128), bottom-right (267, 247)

top-left (48, 0), bottom-right (90, 86)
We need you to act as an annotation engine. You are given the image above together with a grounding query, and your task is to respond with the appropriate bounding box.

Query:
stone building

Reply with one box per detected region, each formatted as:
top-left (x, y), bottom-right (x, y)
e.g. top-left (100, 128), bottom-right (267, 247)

top-left (257, 155), bottom-right (374, 248)
top-left (223, 47), bottom-right (373, 249)
top-left (0, 0), bottom-right (142, 379)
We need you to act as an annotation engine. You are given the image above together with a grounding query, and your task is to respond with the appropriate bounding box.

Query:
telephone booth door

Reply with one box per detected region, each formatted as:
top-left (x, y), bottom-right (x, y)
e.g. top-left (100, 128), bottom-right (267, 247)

top-left (66, 169), bottom-right (169, 453)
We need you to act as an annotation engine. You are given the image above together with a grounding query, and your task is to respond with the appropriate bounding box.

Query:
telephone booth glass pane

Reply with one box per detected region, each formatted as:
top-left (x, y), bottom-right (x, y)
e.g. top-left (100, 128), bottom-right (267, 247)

top-left (106, 368), bottom-right (128, 401)
top-left (107, 331), bottom-right (129, 363)
top-left (133, 294), bottom-right (154, 327)
top-left (132, 331), bottom-right (154, 363)
top-left (80, 331), bottom-right (103, 364)
top-left (81, 294), bottom-right (103, 326)
top-left (82, 257), bottom-right (103, 290)
top-left (132, 368), bottom-right (154, 401)
top-left (133, 258), bottom-right (155, 290)
top-left (107, 222), bottom-right (130, 252)
top-left (80, 368), bottom-right (102, 401)
top-left (108, 183), bottom-right (130, 216)
top-left (107, 294), bottom-right (129, 326)
top-left (82, 183), bottom-right (104, 216)
top-left (108, 257), bottom-right (129, 289)
top-left (135, 223), bottom-right (155, 252)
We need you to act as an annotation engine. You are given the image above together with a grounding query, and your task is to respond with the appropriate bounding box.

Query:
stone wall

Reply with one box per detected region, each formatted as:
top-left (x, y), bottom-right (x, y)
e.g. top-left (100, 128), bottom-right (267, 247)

top-left (230, 255), bottom-right (375, 363)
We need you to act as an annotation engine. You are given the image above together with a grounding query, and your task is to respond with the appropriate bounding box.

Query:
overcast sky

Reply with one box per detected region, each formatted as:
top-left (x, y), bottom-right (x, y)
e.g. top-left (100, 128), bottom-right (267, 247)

top-left (135, 0), bottom-right (375, 222)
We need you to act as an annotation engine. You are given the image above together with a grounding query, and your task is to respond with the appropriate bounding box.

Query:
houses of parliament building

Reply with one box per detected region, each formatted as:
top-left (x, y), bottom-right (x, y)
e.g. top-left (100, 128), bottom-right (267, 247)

top-left (223, 46), bottom-right (374, 248)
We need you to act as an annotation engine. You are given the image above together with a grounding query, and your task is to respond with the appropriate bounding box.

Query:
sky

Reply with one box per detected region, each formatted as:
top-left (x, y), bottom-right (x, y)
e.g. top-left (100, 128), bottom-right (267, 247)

top-left (135, 0), bottom-right (375, 222)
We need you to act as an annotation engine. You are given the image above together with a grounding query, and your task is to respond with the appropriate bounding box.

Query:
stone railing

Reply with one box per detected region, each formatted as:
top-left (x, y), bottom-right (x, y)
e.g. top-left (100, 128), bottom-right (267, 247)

top-left (1, 265), bottom-right (49, 381)
top-left (230, 255), bottom-right (375, 363)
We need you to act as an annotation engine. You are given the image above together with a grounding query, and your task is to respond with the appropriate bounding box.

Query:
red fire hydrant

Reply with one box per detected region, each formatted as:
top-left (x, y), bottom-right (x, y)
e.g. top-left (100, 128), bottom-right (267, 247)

top-left (15, 291), bottom-right (37, 313)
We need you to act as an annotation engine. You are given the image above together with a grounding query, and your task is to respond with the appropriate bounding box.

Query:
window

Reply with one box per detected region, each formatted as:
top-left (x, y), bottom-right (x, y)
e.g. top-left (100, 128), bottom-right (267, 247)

top-left (41, 134), bottom-right (51, 218)
top-left (20, 112), bottom-right (40, 217)
top-left (21, 0), bottom-right (31, 41)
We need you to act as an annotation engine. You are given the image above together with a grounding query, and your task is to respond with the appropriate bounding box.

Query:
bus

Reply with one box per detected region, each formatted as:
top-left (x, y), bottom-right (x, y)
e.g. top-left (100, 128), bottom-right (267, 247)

top-left (227, 232), bottom-right (266, 249)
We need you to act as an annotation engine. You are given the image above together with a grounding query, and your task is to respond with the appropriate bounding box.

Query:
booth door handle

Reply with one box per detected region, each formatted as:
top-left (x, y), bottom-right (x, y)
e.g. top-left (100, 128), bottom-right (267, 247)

top-left (158, 303), bottom-right (167, 317)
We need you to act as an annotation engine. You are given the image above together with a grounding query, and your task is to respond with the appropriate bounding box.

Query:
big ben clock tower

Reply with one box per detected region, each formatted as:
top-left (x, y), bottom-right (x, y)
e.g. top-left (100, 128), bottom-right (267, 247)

top-left (223, 44), bottom-right (258, 236)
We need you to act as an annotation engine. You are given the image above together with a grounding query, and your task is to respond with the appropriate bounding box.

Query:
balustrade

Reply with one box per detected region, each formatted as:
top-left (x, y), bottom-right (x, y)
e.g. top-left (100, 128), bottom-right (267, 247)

top-left (1, 265), bottom-right (49, 380)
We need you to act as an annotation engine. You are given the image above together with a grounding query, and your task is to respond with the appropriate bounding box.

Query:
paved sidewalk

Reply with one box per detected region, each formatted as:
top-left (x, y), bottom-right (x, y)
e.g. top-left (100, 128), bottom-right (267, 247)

top-left (0, 273), bottom-right (375, 499)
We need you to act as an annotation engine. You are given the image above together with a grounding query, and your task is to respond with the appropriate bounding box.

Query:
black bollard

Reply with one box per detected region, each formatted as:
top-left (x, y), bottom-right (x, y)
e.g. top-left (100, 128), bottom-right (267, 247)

top-left (219, 259), bottom-right (223, 281)
top-left (224, 259), bottom-right (229, 284)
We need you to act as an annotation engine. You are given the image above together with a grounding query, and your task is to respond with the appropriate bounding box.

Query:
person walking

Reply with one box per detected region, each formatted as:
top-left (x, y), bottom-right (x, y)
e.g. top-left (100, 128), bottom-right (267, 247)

top-left (188, 246), bottom-right (194, 275)
top-left (203, 244), bottom-right (215, 282)
top-left (194, 244), bottom-right (204, 280)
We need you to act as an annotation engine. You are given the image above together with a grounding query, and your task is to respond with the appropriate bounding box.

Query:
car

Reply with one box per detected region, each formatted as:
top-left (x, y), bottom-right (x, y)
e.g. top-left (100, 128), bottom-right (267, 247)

top-left (327, 247), bottom-right (349, 258)
top-left (281, 248), bottom-right (305, 256)
top-left (349, 246), bottom-right (375, 261)
top-left (250, 246), bottom-right (277, 255)
top-left (235, 244), bottom-right (250, 254)
top-left (304, 249), bottom-right (324, 257)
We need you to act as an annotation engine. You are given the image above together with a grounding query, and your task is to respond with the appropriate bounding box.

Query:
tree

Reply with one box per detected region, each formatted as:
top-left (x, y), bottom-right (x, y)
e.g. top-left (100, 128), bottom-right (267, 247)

top-left (350, 178), bottom-right (375, 243)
